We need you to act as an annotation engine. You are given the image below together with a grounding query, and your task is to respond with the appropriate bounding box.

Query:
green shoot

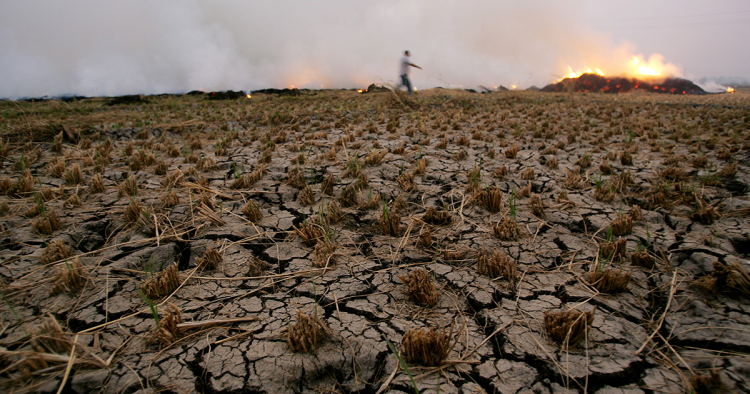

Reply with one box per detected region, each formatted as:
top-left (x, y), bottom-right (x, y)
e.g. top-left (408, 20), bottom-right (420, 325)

top-left (138, 287), bottom-right (159, 325)
top-left (384, 337), bottom-right (419, 394)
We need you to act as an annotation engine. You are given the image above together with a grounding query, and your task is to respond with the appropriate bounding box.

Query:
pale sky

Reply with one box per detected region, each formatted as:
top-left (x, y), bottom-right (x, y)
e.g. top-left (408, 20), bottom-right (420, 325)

top-left (1, 0), bottom-right (748, 98)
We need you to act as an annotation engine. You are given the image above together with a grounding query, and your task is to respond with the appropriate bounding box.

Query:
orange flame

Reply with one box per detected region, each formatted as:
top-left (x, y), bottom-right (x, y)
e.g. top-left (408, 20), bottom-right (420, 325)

top-left (727, 87), bottom-right (735, 93)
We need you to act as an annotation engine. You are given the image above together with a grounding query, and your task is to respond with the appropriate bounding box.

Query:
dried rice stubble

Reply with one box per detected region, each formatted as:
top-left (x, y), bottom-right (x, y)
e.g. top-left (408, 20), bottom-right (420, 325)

top-left (401, 324), bottom-right (456, 366)
top-left (286, 309), bottom-right (331, 353)
top-left (52, 256), bottom-right (87, 294)
top-left (494, 215), bottom-right (520, 241)
top-left (30, 316), bottom-right (72, 355)
top-left (398, 268), bottom-right (440, 307)
top-left (40, 240), bottom-right (73, 265)
top-left (196, 247), bottom-right (222, 270)
top-left (142, 264), bottom-right (180, 299)
top-left (544, 307), bottom-right (596, 346)
top-left (148, 302), bottom-right (183, 348)
top-left (476, 248), bottom-right (517, 289)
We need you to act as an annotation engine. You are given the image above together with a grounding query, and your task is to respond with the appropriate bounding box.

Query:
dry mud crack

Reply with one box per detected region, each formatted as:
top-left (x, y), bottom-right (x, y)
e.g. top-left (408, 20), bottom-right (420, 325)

top-left (0, 89), bottom-right (749, 393)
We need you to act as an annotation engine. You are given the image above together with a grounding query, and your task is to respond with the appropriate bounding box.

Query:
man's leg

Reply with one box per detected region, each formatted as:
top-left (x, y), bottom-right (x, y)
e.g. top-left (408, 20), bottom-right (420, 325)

top-left (399, 75), bottom-right (407, 91)
top-left (406, 76), bottom-right (413, 94)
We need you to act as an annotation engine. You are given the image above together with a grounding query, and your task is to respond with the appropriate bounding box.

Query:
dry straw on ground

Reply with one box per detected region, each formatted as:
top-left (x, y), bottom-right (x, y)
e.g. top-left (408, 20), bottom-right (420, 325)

top-left (287, 309), bottom-right (330, 353)
top-left (399, 268), bottom-right (440, 307)
top-left (477, 248), bottom-right (517, 288)
top-left (544, 307), bottom-right (596, 346)
top-left (142, 264), bottom-right (180, 299)
top-left (401, 325), bottom-right (455, 366)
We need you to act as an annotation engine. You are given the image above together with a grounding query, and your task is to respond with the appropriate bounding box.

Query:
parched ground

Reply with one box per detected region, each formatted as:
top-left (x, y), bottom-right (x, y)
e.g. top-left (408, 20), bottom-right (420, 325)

top-left (0, 88), bottom-right (749, 394)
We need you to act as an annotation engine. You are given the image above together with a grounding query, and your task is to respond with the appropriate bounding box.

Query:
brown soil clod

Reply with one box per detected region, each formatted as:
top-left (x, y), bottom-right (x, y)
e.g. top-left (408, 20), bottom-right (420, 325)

top-left (401, 325), bottom-right (455, 366)
top-left (286, 309), bottom-right (330, 353)
top-left (399, 268), bottom-right (440, 307)
top-left (544, 307), bottom-right (596, 346)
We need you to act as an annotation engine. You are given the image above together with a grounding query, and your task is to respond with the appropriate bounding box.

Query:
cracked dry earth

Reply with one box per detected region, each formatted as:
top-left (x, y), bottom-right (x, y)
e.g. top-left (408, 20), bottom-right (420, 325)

top-left (1, 89), bottom-right (749, 394)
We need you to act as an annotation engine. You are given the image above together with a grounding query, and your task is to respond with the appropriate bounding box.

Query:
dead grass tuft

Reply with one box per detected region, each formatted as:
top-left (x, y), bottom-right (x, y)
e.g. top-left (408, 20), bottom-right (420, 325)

top-left (530, 194), bottom-right (545, 218)
top-left (417, 226), bottom-right (433, 248)
top-left (197, 247), bottom-right (222, 270)
top-left (422, 207), bottom-right (453, 226)
top-left (599, 238), bottom-right (627, 261)
top-left (313, 241), bottom-right (337, 268)
top-left (321, 173), bottom-right (335, 195)
top-left (718, 162), bottom-right (738, 178)
top-left (65, 193), bottom-right (82, 207)
top-left (247, 255), bottom-right (270, 276)
top-left (379, 202), bottom-right (401, 236)
top-left (620, 150), bottom-right (633, 165)
top-left (33, 209), bottom-right (61, 234)
top-left (396, 171), bottom-right (417, 192)
top-left (287, 309), bottom-right (330, 353)
top-left (40, 240), bottom-right (73, 265)
top-left (399, 268), bottom-right (440, 306)
top-left (477, 186), bottom-right (503, 213)
top-left (610, 215), bottom-right (633, 236)
top-left (365, 149), bottom-right (387, 166)
top-left (119, 174), bottom-right (139, 197)
top-left (298, 185), bottom-right (315, 206)
top-left (294, 221), bottom-right (324, 247)
top-left (160, 188), bottom-right (180, 208)
top-left (52, 257), bottom-right (86, 294)
top-left (689, 369), bottom-right (729, 394)
top-left (124, 199), bottom-right (145, 224)
top-left (629, 205), bottom-right (643, 221)
top-left (630, 249), bottom-right (655, 269)
top-left (494, 216), bottom-right (519, 240)
top-left (504, 145), bottom-right (519, 158)
top-left (587, 265), bottom-right (631, 294)
top-left (339, 183), bottom-right (359, 207)
top-left (690, 204), bottom-right (718, 225)
top-left (493, 165), bottom-right (508, 179)
top-left (142, 264), bottom-right (180, 299)
top-left (30, 316), bottom-right (71, 354)
top-left (477, 248), bottom-right (517, 288)
top-left (150, 302), bottom-right (183, 347)
top-left (401, 325), bottom-right (455, 366)
top-left (544, 307), bottom-right (596, 346)
top-left (564, 169), bottom-right (584, 189)
top-left (242, 200), bottom-right (262, 222)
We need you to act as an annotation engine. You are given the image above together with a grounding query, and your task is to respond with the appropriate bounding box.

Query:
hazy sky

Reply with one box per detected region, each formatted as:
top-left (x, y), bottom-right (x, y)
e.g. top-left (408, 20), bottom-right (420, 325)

top-left (1, 0), bottom-right (748, 98)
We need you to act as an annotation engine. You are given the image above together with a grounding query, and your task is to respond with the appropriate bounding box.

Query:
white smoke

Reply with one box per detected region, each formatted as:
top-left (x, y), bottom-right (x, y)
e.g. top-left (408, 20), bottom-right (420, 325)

top-left (0, 0), bottom-right (702, 98)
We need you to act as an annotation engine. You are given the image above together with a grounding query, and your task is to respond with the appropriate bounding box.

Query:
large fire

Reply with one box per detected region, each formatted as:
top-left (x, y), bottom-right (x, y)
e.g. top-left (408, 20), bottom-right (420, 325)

top-left (558, 54), bottom-right (670, 83)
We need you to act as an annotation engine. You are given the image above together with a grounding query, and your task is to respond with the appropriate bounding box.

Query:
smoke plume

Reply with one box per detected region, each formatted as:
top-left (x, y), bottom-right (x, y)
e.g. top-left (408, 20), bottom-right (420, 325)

top-left (0, 1), bottom-right (691, 98)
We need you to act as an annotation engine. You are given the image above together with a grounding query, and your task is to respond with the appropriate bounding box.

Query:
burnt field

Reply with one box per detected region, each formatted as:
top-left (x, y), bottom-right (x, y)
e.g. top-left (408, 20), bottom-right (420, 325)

top-left (0, 88), bottom-right (749, 393)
